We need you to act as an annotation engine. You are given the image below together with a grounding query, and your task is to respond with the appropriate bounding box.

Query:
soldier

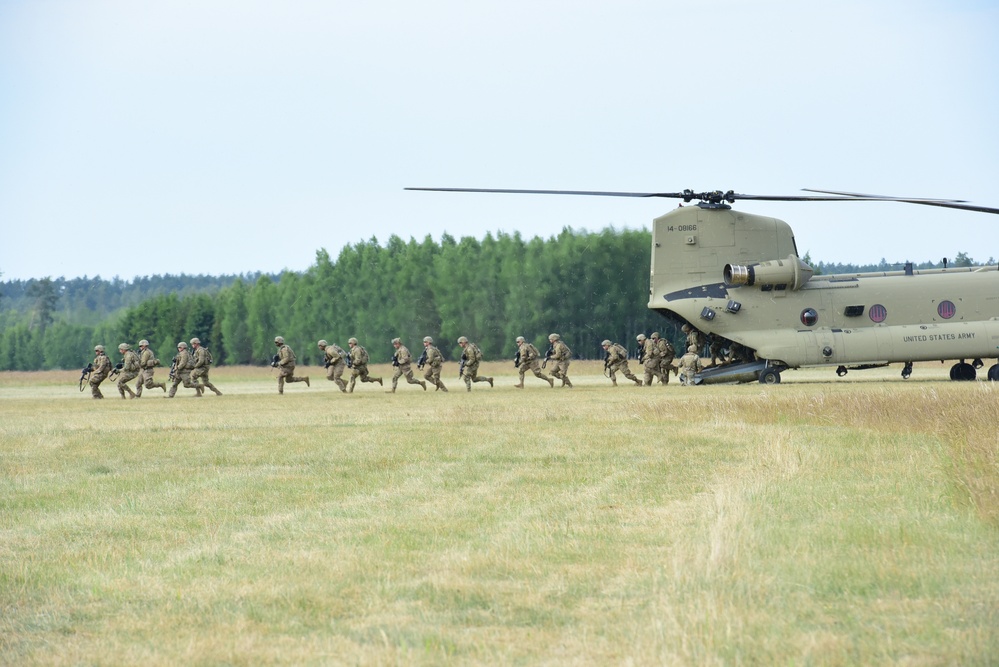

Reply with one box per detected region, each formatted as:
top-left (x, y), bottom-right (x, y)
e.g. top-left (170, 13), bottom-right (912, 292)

top-left (190, 338), bottom-right (223, 396)
top-left (637, 333), bottom-right (664, 387)
top-left (134, 339), bottom-right (166, 396)
top-left (652, 331), bottom-right (676, 384)
top-left (318, 340), bottom-right (348, 392)
top-left (678, 344), bottom-right (703, 386)
top-left (420, 336), bottom-right (447, 392)
top-left (346, 337), bottom-right (382, 392)
top-left (726, 341), bottom-right (750, 365)
top-left (707, 334), bottom-right (725, 368)
top-left (514, 336), bottom-right (554, 388)
top-left (600, 339), bottom-right (643, 386)
top-left (272, 336), bottom-right (309, 394)
top-left (89, 344), bottom-right (112, 399)
top-left (167, 341), bottom-right (201, 398)
top-left (457, 336), bottom-right (493, 391)
top-left (681, 323), bottom-right (705, 354)
top-left (390, 338), bottom-right (427, 392)
top-left (546, 333), bottom-right (573, 388)
top-left (115, 343), bottom-right (139, 399)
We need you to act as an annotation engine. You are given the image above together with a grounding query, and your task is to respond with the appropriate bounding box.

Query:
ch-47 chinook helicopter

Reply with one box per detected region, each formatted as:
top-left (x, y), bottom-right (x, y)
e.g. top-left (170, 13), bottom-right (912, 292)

top-left (407, 186), bottom-right (999, 384)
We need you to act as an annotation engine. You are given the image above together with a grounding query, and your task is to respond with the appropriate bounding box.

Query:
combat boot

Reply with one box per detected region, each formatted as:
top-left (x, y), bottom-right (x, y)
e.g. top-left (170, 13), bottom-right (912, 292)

top-left (547, 378), bottom-right (555, 388)
top-left (377, 378), bottom-right (384, 386)
top-left (514, 383), bottom-right (524, 389)
top-left (304, 376), bottom-right (310, 387)
top-left (421, 381), bottom-right (427, 391)
top-left (636, 379), bottom-right (644, 386)
top-left (440, 385), bottom-right (448, 393)
top-left (487, 377), bottom-right (494, 387)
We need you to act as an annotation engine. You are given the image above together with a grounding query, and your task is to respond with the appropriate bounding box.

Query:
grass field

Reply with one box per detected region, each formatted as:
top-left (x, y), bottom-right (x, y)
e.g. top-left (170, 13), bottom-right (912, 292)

top-left (1, 362), bottom-right (997, 665)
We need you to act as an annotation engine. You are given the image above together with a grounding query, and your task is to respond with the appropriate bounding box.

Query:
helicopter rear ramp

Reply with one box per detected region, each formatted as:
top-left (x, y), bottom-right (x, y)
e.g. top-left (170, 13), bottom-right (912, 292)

top-left (694, 360), bottom-right (769, 385)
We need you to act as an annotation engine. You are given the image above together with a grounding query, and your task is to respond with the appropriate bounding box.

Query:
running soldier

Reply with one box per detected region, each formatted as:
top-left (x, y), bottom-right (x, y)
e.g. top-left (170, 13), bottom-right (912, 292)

top-left (272, 336), bottom-right (309, 394)
top-left (678, 345), bottom-right (703, 386)
top-left (318, 340), bottom-right (348, 392)
top-left (89, 344), bottom-right (111, 399)
top-left (681, 324), bottom-right (705, 355)
top-left (420, 336), bottom-right (447, 392)
top-left (134, 339), bottom-right (166, 396)
top-left (390, 338), bottom-right (427, 392)
top-left (347, 337), bottom-right (382, 392)
top-left (651, 331), bottom-right (676, 384)
top-left (168, 341), bottom-right (201, 398)
top-left (115, 343), bottom-right (139, 399)
top-left (457, 336), bottom-right (493, 391)
top-left (514, 336), bottom-right (554, 388)
top-left (546, 333), bottom-right (573, 388)
top-left (190, 338), bottom-right (223, 396)
top-left (601, 339), bottom-right (643, 386)
top-left (637, 333), bottom-right (664, 387)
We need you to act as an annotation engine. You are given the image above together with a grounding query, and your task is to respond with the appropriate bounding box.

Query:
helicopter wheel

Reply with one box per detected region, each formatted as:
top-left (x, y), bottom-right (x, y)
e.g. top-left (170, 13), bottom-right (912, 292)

top-left (758, 368), bottom-right (781, 385)
top-left (987, 364), bottom-right (999, 382)
top-left (949, 362), bottom-right (977, 381)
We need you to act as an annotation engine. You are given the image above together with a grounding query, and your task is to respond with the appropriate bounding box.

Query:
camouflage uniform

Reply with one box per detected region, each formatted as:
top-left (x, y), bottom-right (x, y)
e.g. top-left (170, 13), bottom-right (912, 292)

top-left (547, 334), bottom-right (573, 388)
top-left (515, 337), bottom-right (554, 388)
top-left (319, 340), bottom-right (348, 392)
top-left (168, 344), bottom-right (201, 398)
top-left (458, 337), bottom-right (493, 392)
top-left (134, 341), bottom-right (166, 396)
top-left (602, 341), bottom-right (642, 386)
top-left (391, 339), bottom-right (427, 392)
top-left (190, 339), bottom-right (222, 396)
top-left (421, 337), bottom-right (447, 392)
top-left (707, 335), bottom-right (725, 368)
top-left (652, 332), bottom-right (676, 384)
top-left (682, 324), bottom-right (705, 354)
top-left (639, 335), bottom-right (665, 387)
top-left (347, 339), bottom-right (382, 392)
top-left (116, 345), bottom-right (139, 399)
top-left (726, 341), bottom-right (750, 365)
top-left (274, 337), bottom-right (309, 394)
top-left (678, 345), bottom-right (703, 386)
top-left (89, 347), bottom-right (111, 399)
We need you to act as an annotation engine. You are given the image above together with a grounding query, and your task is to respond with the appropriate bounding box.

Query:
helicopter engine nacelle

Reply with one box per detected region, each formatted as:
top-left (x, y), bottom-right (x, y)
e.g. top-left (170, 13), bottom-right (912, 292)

top-left (724, 254), bottom-right (814, 291)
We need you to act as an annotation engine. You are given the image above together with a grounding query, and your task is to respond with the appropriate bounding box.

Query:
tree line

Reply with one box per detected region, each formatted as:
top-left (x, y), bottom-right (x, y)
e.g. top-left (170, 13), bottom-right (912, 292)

top-left (1, 234), bottom-right (991, 371)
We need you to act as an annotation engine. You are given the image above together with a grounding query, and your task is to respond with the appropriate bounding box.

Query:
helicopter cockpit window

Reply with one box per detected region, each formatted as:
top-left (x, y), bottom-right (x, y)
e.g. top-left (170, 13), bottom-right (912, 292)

top-left (800, 308), bottom-right (818, 327)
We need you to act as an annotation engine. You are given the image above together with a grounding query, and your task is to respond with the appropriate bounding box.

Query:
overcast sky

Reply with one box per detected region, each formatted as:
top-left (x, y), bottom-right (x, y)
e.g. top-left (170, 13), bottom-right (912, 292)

top-left (1, 0), bottom-right (996, 281)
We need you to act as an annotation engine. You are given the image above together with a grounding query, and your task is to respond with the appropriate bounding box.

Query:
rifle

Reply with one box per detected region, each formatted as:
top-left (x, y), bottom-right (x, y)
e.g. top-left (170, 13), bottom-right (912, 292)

top-left (270, 354), bottom-right (280, 368)
top-left (169, 356), bottom-right (179, 381)
top-left (458, 357), bottom-right (466, 379)
top-left (513, 350), bottom-right (521, 368)
top-left (638, 347), bottom-right (645, 363)
top-left (108, 361), bottom-right (124, 381)
top-left (416, 349), bottom-right (428, 370)
top-left (603, 351), bottom-right (611, 378)
top-left (391, 353), bottom-right (400, 368)
top-left (78, 363), bottom-right (93, 392)
top-left (542, 344), bottom-right (554, 369)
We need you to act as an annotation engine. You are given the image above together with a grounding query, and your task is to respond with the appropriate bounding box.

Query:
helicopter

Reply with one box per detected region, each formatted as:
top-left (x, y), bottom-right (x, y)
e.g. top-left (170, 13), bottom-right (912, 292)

top-left (407, 186), bottom-right (999, 384)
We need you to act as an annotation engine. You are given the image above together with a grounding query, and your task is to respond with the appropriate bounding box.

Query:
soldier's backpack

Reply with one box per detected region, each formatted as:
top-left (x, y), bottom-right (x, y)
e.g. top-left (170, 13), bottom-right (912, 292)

top-left (470, 343), bottom-right (483, 362)
top-left (613, 343), bottom-right (628, 359)
top-left (206, 349), bottom-right (213, 365)
top-left (332, 344), bottom-right (347, 359)
top-left (355, 345), bottom-right (369, 364)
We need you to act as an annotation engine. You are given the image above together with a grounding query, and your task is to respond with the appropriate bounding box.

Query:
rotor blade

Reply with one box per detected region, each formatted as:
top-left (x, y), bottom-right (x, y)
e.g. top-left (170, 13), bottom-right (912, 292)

top-left (804, 189), bottom-right (999, 214)
top-left (803, 188), bottom-right (967, 203)
top-left (405, 187), bottom-right (677, 198)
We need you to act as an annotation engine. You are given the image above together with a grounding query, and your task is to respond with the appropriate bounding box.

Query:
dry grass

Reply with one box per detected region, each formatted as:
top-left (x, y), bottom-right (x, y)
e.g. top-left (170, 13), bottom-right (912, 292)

top-left (0, 365), bottom-right (996, 665)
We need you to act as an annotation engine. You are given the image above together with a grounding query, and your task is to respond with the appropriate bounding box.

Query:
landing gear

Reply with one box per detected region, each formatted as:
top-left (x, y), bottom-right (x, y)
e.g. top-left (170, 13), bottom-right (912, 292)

top-left (758, 368), bottom-right (781, 385)
top-left (949, 361), bottom-right (977, 381)
top-left (836, 365), bottom-right (848, 377)
top-left (972, 358), bottom-right (984, 370)
top-left (901, 362), bottom-right (913, 380)
top-left (988, 364), bottom-right (999, 382)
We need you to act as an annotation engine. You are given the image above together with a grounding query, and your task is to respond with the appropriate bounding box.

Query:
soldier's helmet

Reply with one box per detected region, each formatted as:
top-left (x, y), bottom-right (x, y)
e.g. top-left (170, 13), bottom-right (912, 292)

top-left (681, 324), bottom-right (691, 333)
top-left (274, 336), bottom-right (285, 345)
top-left (457, 336), bottom-right (468, 344)
top-left (391, 337), bottom-right (401, 345)
top-left (601, 340), bottom-right (611, 347)
top-left (651, 332), bottom-right (660, 339)
top-left (636, 334), bottom-right (646, 341)
top-left (515, 336), bottom-right (526, 343)
top-left (348, 337), bottom-right (359, 345)
top-left (138, 340), bottom-right (149, 347)
top-left (317, 340), bottom-right (328, 348)
top-left (548, 333), bottom-right (559, 341)
top-left (423, 336), bottom-right (433, 344)
top-left (94, 344), bottom-right (105, 353)
top-left (178, 342), bottom-right (188, 349)
top-left (688, 345), bottom-right (697, 353)
top-left (190, 337), bottom-right (200, 346)
top-left (118, 343), bottom-right (129, 351)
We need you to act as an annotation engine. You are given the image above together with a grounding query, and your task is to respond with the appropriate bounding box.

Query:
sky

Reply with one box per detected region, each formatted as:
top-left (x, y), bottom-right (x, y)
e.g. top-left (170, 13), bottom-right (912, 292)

top-left (1, 0), bottom-right (997, 281)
